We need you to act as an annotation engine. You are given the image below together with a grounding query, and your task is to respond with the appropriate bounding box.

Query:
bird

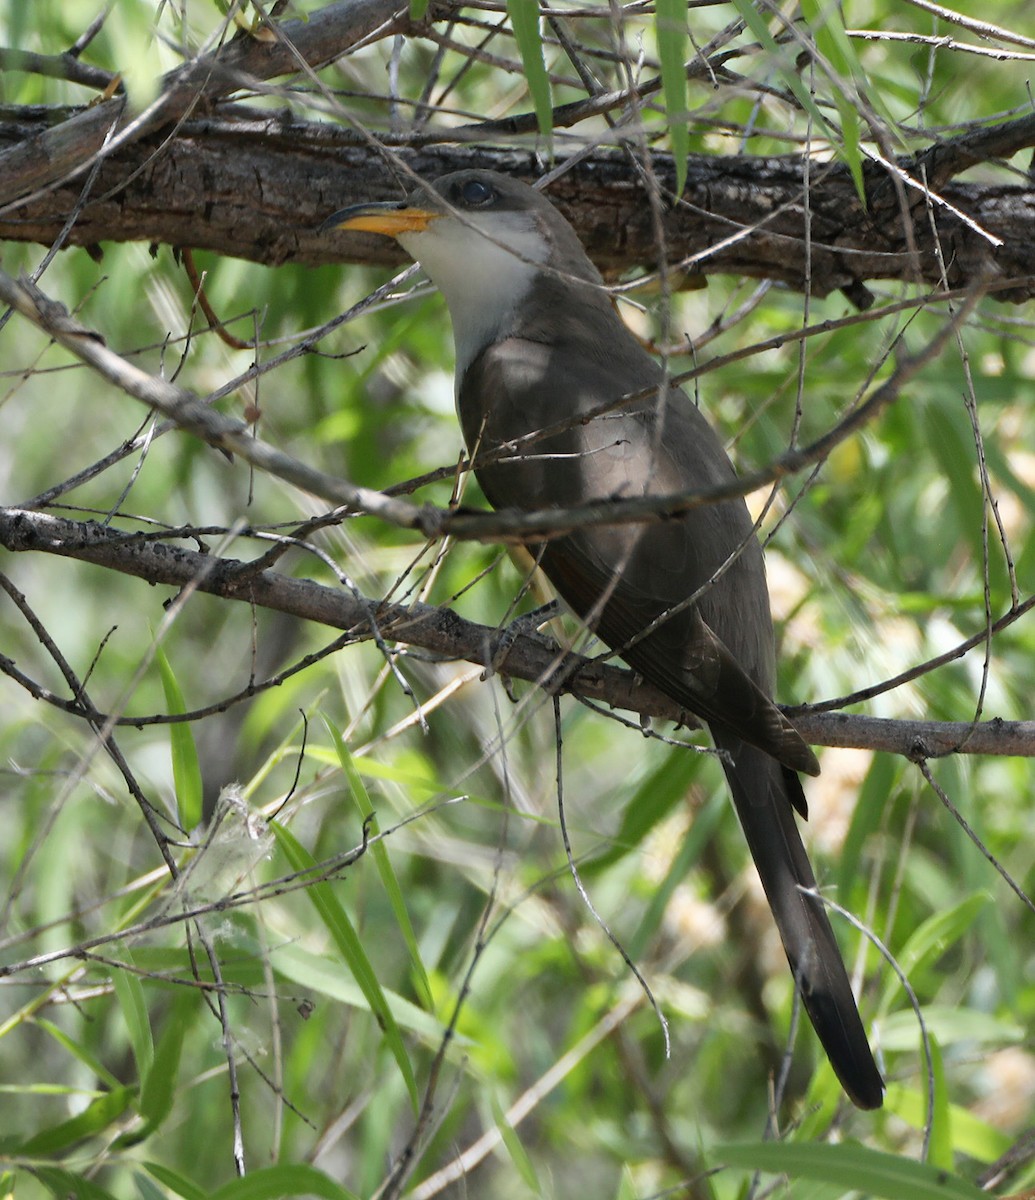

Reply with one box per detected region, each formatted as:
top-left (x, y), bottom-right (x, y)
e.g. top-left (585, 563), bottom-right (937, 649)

top-left (321, 169), bottom-right (884, 1110)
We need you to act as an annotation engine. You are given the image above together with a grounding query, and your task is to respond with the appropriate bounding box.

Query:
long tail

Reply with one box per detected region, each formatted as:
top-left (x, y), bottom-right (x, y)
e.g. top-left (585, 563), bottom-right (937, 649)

top-left (713, 729), bottom-right (884, 1110)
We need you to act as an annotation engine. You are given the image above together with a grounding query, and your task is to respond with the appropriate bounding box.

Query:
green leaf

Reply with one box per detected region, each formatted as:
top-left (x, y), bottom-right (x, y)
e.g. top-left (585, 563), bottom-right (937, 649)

top-left (728, 2), bottom-right (822, 119)
top-left (133, 1169), bottom-right (169, 1200)
top-left (729, 0), bottom-right (865, 201)
top-left (209, 1164), bottom-right (361, 1200)
top-left (885, 1086), bottom-right (1013, 1163)
top-left (613, 1167), bottom-right (639, 1200)
top-left (105, 2), bottom-right (165, 109)
top-left (112, 953), bottom-right (154, 1079)
top-left (271, 821), bottom-right (419, 1112)
top-left (924, 1035), bottom-right (953, 1173)
top-left (34, 1018), bottom-right (122, 1090)
top-left (19, 1086), bottom-right (136, 1155)
top-left (717, 1140), bottom-right (987, 1199)
top-left (799, 0), bottom-right (867, 199)
top-left (630, 789), bottom-right (725, 958)
top-left (270, 942), bottom-right (454, 1044)
top-left (139, 992), bottom-right (189, 1124)
top-left (508, 0), bottom-right (553, 151)
top-left (879, 1005), bottom-right (1022, 1052)
top-left (584, 744), bottom-right (703, 876)
top-left (655, 0), bottom-right (690, 196)
top-left (116, 991), bottom-right (194, 1146)
top-left (156, 646), bottom-right (203, 832)
top-left (143, 1161), bottom-right (208, 1200)
top-left (838, 752), bottom-right (896, 899)
top-left (321, 716), bottom-right (433, 1008)
top-left (492, 1093), bottom-right (543, 1194)
top-left (33, 1167), bottom-right (121, 1200)
top-left (880, 893), bottom-right (991, 1013)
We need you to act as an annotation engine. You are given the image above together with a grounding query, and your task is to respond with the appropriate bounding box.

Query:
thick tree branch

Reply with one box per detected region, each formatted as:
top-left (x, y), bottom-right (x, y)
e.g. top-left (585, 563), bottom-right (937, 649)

top-left (1, 0), bottom-right (1033, 299)
top-left (2, 103), bottom-right (1034, 300)
top-left (3, 506), bottom-right (1033, 760)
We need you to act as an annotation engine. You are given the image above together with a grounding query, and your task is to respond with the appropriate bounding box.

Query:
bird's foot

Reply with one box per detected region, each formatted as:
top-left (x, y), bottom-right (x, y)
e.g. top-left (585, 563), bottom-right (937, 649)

top-left (483, 601), bottom-right (562, 687)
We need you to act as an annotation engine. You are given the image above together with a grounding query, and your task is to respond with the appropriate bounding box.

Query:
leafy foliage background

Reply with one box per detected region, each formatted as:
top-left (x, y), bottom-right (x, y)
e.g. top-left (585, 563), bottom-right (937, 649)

top-left (1, 1), bottom-right (1034, 1198)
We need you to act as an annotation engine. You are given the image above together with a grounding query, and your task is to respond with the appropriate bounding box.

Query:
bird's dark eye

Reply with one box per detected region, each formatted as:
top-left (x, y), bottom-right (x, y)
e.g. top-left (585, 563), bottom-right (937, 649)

top-left (457, 178), bottom-right (497, 207)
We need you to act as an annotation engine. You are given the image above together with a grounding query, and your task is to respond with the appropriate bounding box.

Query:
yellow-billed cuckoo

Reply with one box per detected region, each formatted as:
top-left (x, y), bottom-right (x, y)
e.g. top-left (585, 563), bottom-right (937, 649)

top-left (323, 170), bottom-right (884, 1110)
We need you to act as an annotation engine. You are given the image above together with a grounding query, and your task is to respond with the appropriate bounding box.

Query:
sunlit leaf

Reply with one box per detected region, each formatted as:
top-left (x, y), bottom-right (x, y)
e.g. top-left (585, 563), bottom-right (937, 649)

top-left (209, 1164), bottom-right (360, 1200)
top-left (321, 715), bottom-right (433, 1008)
top-left (156, 645), bottom-right (203, 832)
top-left (718, 1141), bottom-right (986, 1199)
top-left (116, 991), bottom-right (194, 1146)
top-left (19, 1087), bottom-right (136, 1155)
top-left (111, 953), bottom-right (154, 1080)
top-left (492, 1094), bottom-right (543, 1194)
top-left (508, 0), bottom-right (553, 151)
top-left (271, 822), bottom-right (419, 1113)
top-left (143, 1161), bottom-right (208, 1200)
top-left (33, 1167), bottom-right (120, 1200)
top-left (924, 1035), bottom-right (953, 1173)
top-left (655, 0), bottom-right (690, 196)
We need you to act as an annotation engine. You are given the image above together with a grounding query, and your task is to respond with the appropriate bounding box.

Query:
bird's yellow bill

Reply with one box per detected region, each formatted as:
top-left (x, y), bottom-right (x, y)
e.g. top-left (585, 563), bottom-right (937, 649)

top-left (324, 204), bottom-right (439, 236)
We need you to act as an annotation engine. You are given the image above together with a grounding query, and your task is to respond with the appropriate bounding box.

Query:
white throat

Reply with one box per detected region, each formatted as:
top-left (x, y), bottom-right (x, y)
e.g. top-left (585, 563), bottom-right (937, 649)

top-left (397, 211), bottom-right (548, 382)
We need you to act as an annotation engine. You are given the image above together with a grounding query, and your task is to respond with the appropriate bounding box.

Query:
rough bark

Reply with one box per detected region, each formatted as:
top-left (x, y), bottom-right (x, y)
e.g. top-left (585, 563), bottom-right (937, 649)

top-left (4, 506), bottom-right (1034, 759)
top-left (1, 0), bottom-right (1033, 301)
top-left (2, 104), bottom-right (1035, 301)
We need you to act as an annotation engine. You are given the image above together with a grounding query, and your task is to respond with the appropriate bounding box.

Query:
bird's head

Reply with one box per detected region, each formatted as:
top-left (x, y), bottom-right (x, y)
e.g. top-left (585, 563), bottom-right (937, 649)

top-left (321, 170), bottom-right (604, 375)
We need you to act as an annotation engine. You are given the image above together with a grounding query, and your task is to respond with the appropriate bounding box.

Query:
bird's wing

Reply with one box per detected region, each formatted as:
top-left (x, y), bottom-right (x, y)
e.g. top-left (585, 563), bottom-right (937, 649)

top-left (540, 531), bottom-right (820, 780)
top-left (459, 336), bottom-right (818, 777)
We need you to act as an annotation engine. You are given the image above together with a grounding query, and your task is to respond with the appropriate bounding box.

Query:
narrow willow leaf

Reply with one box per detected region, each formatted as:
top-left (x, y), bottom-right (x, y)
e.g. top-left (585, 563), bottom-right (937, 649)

top-left (112, 952), bottom-right (154, 1079)
top-left (156, 646), bottom-right (203, 832)
top-left (105, 4), bottom-right (164, 109)
top-left (655, 0), bottom-right (690, 196)
top-left (584, 744), bottom-right (702, 876)
top-left (838, 752), bottom-right (896, 897)
top-left (133, 1170), bottom-right (169, 1200)
top-left (321, 715), bottom-right (433, 1008)
top-left (729, 0), bottom-right (864, 200)
top-left (143, 1161), bottom-right (208, 1200)
top-left (19, 1087), bottom-right (136, 1155)
top-left (834, 97), bottom-right (865, 204)
top-left (925, 1035), bottom-right (953, 1173)
top-left (34, 1018), bottom-right (122, 1090)
top-left (507, 0), bottom-right (553, 151)
top-left (271, 822), bottom-right (419, 1112)
top-left (117, 992), bottom-right (194, 1146)
top-left (33, 1167), bottom-right (121, 1200)
top-left (492, 1094), bottom-right (543, 1194)
top-left (880, 892), bottom-right (991, 1013)
top-left (270, 941), bottom-right (451, 1043)
top-left (208, 1163), bottom-right (361, 1200)
top-left (631, 790), bottom-right (725, 958)
top-left (799, 0), bottom-right (867, 199)
top-left (718, 1140), bottom-right (986, 1199)
top-left (880, 1005), bottom-right (1022, 1052)
top-left (614, 1167), bottom-right (639, 1200)
top-left (885, 1086), bottom-right (1012, 1162)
